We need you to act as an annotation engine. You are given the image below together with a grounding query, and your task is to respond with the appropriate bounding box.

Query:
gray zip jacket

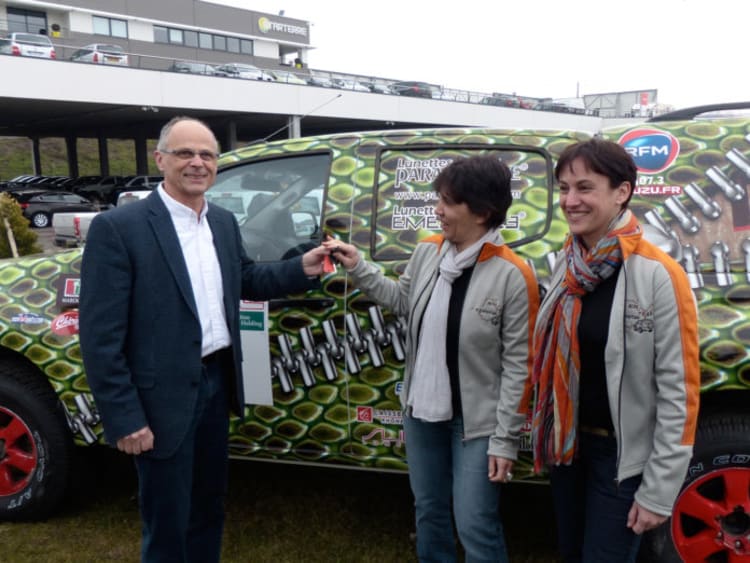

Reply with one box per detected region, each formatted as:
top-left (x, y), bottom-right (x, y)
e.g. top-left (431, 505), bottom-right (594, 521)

top-left (349, 232), bottom-right (539, 459)
top-left (539, 231), bottom-right (700, 515)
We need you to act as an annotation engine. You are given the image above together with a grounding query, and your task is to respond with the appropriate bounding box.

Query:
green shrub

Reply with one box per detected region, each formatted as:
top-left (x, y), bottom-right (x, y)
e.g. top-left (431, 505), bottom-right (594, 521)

top-left (0, 193), bottom-right (42, 257)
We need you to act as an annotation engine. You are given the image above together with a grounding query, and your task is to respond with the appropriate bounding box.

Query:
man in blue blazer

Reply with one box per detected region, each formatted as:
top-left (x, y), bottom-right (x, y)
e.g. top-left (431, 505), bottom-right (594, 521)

top-left (79, 116), bottom-right (328, 562)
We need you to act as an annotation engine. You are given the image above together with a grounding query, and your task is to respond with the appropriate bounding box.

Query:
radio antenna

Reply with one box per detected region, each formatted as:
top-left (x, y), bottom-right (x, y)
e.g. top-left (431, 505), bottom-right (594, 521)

top-left (244, 93), bottom-right (343, 147)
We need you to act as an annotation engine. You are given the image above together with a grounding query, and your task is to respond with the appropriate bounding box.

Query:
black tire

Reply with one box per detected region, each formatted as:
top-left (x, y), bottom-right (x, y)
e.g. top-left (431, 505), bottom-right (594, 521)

top-left (0, 361), bottom-right (73, 520)
top-left (638, 411), bottom-right (750, 562)
top-left (30, 212), bottom-right (50, 229)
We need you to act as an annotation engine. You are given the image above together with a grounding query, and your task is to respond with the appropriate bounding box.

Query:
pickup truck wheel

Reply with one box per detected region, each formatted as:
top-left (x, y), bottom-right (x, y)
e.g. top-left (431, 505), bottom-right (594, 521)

top-left (0, 362), bottom-right (73, 520)
top-left (638, 412), bottom-right (750, 562)
top-left (30, 212), bottom-right (50, 229)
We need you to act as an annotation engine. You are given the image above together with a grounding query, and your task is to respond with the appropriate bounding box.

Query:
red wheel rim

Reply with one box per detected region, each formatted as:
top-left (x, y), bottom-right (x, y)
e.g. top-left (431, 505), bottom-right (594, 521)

top-left (0, 406), bottom-right (38, 496)
top-left (672, 467), bottom-right (750, 561)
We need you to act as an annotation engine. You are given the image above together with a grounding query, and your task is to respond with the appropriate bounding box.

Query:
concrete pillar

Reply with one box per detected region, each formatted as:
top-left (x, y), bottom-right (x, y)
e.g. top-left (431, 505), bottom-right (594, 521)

top-left (134, 134), bottom-right (149, 174)
top-left (219, 121), bottom-right (238, 152)
top-left (97, 132), bottom-right (109, 175)
top-left (65, 136), bottom-right (79, 178)
top-left (288, 115), bottom-right (301, 139)
top-left (31, 137), bottom-right (42, 175)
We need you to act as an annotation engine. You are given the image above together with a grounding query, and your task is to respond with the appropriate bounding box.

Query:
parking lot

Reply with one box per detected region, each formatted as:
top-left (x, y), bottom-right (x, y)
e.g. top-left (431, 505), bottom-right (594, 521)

top-left (35, 226), bottom-right (58, 254)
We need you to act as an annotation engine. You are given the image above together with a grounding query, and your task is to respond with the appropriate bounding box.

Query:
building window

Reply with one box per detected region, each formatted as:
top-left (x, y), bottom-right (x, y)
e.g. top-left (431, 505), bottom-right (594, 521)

top-left (154, 26), bottom-right (168, 43)
top-left (213, 35), bottom-right (226, 51)
top-left (184, 30), bottom-right (198, 48)
top-left (93, 16), bottom-right (128, 39)
top-left (168, 29), bottom-right (183, 44)
top-left (199, 32), bottom-right (212, 49)
top-left (151, 24), bottom-right (249, 54)
top-left (226, 37), bottom-right (240, 53)
top-left (7, 7), bottom-right (47, 34)
top-left (111, 19), bottom-right (128, 38)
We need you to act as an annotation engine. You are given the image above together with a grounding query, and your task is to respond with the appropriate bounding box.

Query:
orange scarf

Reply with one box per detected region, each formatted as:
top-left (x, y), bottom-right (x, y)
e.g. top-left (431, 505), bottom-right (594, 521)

top-left (531, 210), bottom-right (641, 471)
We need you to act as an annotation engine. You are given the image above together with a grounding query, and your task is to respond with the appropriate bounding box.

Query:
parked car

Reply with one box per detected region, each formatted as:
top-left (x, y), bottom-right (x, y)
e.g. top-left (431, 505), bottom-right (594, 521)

top-left (24, 175), bottom-right (71, 190)
top-left (120, 175), bottom-right (162, 190)
top-left (2, 106), bottom-right (750, 563)
top-left (65, 175), bottom-right (103, 192)
top-left (214, 63), bottom-right (274, 81)
top-left (307, 73), bottom-right (336, 88)
top-left (167, 61), bottom-right (221, 76)
top-left (9, 188), bottom-right (96, 228)
top-left (70, 43), bottom-right (128, 66)
top-left (0, 32), bottom-right (56, 59)
top-left (270, 69), bottom-right (308, 85)
top-left (361, 80), bottom-right (391, 95)
top-left (5, 187), bottom-right (45, 205)
top-left (51, 211), bottom-right (99, 247)
top-left (1, 174), bottom-right (44, 190)
top-left (331, 78), bottom-right (370, 92)
top-left (204, 189), bottom-right (270, 225)
top-left (116, 189), bottom-right (153, 206)
top-left (389, 80), bottom-right (437, 98)
top-left (71, 175), bottom-right (126, 205)
top-left (480, 94), bottom-right (522, 108)
top-left (48, 176), bottom-right (76, 190)
top-left (534, 98), bottom-right (586, 114)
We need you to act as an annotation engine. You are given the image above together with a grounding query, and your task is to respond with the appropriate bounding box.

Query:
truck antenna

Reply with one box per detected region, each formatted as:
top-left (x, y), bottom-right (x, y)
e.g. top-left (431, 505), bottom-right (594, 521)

top-left (244, 93), bottom-right (343, 147)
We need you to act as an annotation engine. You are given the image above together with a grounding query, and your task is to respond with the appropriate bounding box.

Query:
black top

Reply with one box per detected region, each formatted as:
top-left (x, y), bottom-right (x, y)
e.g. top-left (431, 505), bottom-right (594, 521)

top-left (446, 265), bottom-right (475, 417)
top-left (578, 269), bottom-right (619, 432)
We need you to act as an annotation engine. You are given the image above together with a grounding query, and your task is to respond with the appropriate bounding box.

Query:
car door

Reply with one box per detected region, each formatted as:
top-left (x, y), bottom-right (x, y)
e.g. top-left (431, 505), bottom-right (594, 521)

top-left (213, 149), bottom-right (358, 464)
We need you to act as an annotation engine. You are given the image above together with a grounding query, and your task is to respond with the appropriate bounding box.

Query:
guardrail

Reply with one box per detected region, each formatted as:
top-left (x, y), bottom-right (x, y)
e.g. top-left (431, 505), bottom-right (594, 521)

top-left (1, 33), bottom-right (617, 117)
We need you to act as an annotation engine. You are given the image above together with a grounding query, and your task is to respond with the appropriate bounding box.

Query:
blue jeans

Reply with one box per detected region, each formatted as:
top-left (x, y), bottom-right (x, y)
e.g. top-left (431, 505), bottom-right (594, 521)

top-left (549, 432), bottom-right (643, 563)
top-left (403, 414), bottom-right (509, 563)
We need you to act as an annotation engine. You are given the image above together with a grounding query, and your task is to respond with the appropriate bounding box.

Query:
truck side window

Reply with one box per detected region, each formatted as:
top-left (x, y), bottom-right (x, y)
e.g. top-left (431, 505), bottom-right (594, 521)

top-left (210, 153), bottom-right (331, 261)
top-left (373, 148), bottom-right (553, 260)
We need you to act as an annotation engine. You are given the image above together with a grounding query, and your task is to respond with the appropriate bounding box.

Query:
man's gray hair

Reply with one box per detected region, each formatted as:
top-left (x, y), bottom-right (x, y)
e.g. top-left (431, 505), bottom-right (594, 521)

top-left (156, 116), bottom-right (217, 151)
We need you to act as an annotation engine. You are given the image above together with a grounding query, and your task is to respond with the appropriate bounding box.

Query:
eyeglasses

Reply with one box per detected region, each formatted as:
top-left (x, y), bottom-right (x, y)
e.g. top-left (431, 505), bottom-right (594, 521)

top-left (161, 148), bottom-right (220, 162)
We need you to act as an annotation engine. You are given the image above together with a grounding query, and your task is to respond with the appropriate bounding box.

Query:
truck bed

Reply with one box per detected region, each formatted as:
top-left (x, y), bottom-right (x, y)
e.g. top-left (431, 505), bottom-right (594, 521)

top-left (52, 211), bottom-right (99, 247)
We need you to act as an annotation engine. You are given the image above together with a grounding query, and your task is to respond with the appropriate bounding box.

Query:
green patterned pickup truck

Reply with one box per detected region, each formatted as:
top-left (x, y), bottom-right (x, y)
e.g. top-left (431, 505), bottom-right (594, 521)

top-left (1, 105), bottom-right (748, 561)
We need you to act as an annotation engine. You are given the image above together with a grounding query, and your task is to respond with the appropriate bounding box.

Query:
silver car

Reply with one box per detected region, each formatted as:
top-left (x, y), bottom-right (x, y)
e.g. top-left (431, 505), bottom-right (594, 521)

top-left (214, 63), bottom-right (274, 81)
top-left (0, 32), bottom-right (56, 59)
top-left (70, 43), bottom-right (129, 66)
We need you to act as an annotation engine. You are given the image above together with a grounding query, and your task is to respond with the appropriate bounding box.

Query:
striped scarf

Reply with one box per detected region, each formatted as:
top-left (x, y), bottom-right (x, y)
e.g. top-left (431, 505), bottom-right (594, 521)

top-left (531, 210), bottom-right (640, 471)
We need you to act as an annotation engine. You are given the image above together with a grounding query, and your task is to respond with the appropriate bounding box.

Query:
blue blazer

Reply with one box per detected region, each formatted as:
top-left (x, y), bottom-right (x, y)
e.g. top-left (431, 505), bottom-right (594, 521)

top-left (79, 191), bottom-right (316, 458)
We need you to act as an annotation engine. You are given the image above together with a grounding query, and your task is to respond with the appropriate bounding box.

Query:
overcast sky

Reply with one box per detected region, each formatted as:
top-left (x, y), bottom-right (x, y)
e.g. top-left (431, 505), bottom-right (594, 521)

top-left (212, 0), bottom-right (746, 110)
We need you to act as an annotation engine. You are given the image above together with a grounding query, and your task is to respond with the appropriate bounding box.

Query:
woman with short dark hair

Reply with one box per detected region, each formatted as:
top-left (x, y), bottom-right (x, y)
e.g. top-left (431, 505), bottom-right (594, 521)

top-left (531, 138), bottom-right (700, 562)
top-left (326, 153), bottom-right (539, 562)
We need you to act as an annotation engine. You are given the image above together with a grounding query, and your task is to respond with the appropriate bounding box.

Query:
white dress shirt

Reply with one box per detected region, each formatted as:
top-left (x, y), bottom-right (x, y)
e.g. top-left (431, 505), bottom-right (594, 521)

top-left (157, 185), bottom-right (231, 357)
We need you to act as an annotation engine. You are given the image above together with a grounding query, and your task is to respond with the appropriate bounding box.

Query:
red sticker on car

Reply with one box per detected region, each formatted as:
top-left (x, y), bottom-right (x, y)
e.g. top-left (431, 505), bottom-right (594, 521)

top-left (51, 310), bottom-right (79, 336)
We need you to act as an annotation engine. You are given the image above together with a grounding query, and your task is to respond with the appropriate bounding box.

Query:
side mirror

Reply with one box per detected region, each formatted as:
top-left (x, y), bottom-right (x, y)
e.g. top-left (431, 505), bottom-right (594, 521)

top-left (291, 211), bottom-right (317, 238)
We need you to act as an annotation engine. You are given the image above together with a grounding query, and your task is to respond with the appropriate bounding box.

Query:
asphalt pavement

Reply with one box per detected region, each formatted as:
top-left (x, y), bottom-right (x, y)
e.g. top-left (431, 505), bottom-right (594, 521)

top-left (35, 227), bottom-right (60, 254)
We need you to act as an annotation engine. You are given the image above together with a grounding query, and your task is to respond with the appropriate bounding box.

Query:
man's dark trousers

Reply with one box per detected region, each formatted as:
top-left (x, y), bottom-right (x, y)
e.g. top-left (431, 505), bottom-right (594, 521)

top-left (134, 355), bottom-right (228, 563)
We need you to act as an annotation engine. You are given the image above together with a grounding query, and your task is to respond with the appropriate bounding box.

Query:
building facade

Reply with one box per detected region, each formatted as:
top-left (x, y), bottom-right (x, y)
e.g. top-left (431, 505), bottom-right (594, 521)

top-left (0, 0), bottom-right (312, 71)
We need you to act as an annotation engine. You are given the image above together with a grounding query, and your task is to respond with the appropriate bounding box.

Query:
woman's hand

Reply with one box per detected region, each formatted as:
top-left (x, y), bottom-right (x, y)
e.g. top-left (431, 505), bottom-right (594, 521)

top-left (488, 455), bottom-right (515, 483)
top-left (322, 239), bottom-right (360, 270)
top-left (627, 501), bottom-right (668, 534)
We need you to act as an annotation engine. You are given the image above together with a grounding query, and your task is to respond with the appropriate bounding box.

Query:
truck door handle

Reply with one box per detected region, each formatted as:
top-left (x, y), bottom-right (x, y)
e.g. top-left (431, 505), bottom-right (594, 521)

top-left (268, 298), bottom-right (336, 311)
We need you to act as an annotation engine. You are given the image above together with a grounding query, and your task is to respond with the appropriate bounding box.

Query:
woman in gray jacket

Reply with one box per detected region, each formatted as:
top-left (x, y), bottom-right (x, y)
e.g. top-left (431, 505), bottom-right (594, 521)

top-left (531, 138), bottom-right (700, 562)
top-left (326, 154), bottom-right (539, 562)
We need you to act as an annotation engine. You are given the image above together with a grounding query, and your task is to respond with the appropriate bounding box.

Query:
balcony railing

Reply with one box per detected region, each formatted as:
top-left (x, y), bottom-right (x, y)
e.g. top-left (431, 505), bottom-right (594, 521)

top-left (0, 28), bottom-right (641, 117)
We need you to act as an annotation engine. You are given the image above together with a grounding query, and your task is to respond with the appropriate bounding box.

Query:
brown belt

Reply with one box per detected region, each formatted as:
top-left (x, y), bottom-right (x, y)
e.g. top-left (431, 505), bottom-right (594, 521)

top-left (579, 425), bottom-right (614, 438)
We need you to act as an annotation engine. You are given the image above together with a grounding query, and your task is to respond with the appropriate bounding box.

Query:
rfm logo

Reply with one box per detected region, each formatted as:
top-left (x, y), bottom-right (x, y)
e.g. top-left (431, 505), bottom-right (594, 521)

top-left (618, 128), bottom-right (680, 174)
